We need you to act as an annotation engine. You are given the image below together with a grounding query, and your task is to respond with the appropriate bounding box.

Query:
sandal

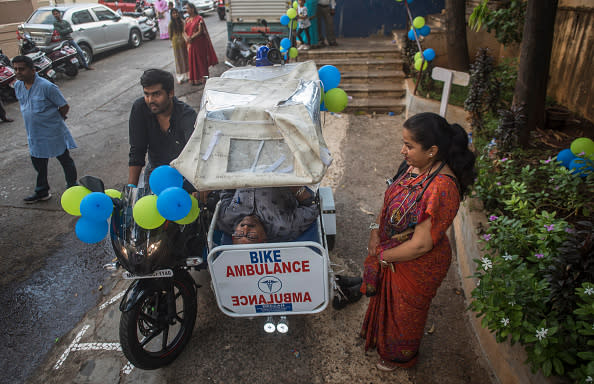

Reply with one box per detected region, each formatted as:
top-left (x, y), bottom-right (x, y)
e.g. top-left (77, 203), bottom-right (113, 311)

top-left (376, 359), bottom-right (398, 372)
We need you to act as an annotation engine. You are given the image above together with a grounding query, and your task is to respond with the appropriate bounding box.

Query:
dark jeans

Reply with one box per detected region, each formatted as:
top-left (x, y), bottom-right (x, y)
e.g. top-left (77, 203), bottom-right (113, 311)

top-left (297, 27), bottom-right (311, 45)
top-left (316, 4), bottom-right (336, 44)
top-left (66, 39), bottom-right (89, 69)
top-left (31, 149), bottom-right (77, 194)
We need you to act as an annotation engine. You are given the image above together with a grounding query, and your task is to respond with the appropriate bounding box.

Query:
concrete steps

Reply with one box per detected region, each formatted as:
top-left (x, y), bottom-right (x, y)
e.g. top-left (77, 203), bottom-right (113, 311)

top-left (295, 37), bottom-right (406, 114)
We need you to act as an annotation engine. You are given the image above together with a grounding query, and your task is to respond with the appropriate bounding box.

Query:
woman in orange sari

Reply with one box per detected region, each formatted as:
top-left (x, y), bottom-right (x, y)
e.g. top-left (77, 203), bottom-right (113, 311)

top-left (183, 3), bottom-right (218, 86)
top-left (360, 112), bottom-right (476, 371)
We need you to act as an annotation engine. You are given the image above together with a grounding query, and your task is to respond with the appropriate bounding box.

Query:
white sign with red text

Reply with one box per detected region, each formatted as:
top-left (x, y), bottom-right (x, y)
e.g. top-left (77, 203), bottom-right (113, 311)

top-left (209, 245), bottom-right (328, 316)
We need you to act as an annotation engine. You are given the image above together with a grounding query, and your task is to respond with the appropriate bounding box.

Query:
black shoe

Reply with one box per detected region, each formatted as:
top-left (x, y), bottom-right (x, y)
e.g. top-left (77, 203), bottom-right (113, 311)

top-left (24, 192), bottom-right (52, 203)
top-left (329, 41), bottom-right (338, 46)
top-left (336, 275), bottom-right (363, 288)
top-left (332, 283), bottom-right (362, 310)
top-left (318, 41), bottom-right (327, 47)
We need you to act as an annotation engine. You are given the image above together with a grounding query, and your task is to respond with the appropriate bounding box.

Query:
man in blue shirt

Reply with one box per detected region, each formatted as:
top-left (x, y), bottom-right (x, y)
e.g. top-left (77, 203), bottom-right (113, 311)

top-left (12, 55), bottom-right (78, 203)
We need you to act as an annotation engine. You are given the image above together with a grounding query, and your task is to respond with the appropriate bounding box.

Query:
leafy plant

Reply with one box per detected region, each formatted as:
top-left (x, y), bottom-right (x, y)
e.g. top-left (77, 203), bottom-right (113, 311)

top-left (465, 48), bottom-right (496, 132)
top-left (468, 0), bottom-right (527, 46)
top-left (494, 104), bottom-right (524, 153)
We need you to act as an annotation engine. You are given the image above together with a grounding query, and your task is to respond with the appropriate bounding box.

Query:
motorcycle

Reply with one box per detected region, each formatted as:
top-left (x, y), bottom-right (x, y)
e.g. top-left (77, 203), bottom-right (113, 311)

top-left (123, 11), bottom-right (158, 40)
top-left (217, 0), bottom-right (225, 20)
top-left (45, 41), bottom-right (79, 78)
top-left (19, 34), bottom-right (57, 82)
top-left (0, 49), bottom-right (16, 102)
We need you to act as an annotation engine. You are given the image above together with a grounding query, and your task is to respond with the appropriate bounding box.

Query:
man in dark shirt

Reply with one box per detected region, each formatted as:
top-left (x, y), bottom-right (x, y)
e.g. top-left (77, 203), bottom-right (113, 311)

top-left (128, 68), bottom-right (197, 186)
top-left (52, 9), bottom-right (92, 70)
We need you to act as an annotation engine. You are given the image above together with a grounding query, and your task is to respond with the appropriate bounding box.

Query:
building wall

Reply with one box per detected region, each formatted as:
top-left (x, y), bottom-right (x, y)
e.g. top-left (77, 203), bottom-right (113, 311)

top-left (548, 5), bottom-right (594, 122)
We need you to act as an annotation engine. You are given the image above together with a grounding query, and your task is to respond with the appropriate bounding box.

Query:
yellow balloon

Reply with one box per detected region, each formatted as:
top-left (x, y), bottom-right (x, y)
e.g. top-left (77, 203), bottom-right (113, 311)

top-left (289, 47), bottom-right (298, 58)
top-left (104, 188), bottom-right (122, 199)
top-left (61, 185), bottom-right (91, 216)
top-left (175, 195), bottom-right (200, 225)
top-left (133, 195), bottom-right (165, 229)
top-left (287, 8), bottom-right (297, 19)
top-left (293, 1), bottom-right (298, 9)
top-left (413, 16), bottom-right (425, 29)
top-left (414, 58), bottom-right (428, 71)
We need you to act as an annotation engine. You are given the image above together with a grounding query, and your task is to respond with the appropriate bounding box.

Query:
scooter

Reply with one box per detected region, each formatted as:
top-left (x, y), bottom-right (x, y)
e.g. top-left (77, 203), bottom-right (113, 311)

top-left (45, 40), bottom-right (79, 78)
top-left (225, 36), bottom-right (256, 67)
top-left (217, 0), bottom-right (225, 20)
top-left (19, 34), bottom-right (57, 82)
top-left (0, 49), bottom-right (16, 102)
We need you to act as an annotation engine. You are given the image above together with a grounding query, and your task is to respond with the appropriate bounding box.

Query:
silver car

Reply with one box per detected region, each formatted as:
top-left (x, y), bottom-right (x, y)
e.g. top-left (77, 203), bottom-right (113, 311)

top-left (17, 4), bottom-right (143, 65)
top-left (188, 0), bottom-right (216, 15)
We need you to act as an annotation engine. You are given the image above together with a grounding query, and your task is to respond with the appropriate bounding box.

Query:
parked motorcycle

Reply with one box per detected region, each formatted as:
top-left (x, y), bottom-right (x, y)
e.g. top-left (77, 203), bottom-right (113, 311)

top-left (19, 34), bottom-right (56, 82)
top-left (78, 176), bottom-right (212, 369)
top-left (0, 49), bottom-right (16, 102)
top-left (123, 11), bottom-right (158, 40)
top-left (45, 40), bottom-right (79, 78)
top-left (225, 36), bottom-right (256, 67)
top-left (217, 0), bottom-right (225, 20)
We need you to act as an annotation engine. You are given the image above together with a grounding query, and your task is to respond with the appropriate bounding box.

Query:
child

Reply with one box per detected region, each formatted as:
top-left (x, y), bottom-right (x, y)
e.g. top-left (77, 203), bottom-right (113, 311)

top-left (297, 0), bottom-right (311, 50)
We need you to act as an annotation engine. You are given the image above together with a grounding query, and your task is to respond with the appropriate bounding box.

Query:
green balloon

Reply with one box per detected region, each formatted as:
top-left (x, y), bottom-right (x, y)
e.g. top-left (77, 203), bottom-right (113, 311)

top-left (175, 195), bottom-right (200, 225)
top-left (414, 51), bottom-right (422, 61)
top-left (289, 47), bottom-right (298, 58)
top-left (325, 88), bottom-right (348, 113)
top-left (104, 188), bottom-right (122, 199)
top-left (293, 1), bottom-right (298, 9)
top-left (287, 8), bottom-right (297, 19)
top-left (133, 195), bottom-right (165, 229)
top-left (320, 88), bottom-right (325, 104)
top-left (414, 58), bottom-right (428, 71)
top-left (570, 137), bottom-right (594, 159)
top-left (61, 185), bottom-right (91, 216)
top-left (413, 16), bottom-right (425, 29)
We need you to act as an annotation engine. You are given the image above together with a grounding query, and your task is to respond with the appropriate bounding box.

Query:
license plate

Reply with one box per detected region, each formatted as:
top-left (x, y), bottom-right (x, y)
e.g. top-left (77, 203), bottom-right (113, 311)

top-left (32, 36), bottom-right (44, 43)
top-left (122, 269), bottom-right (173, 280)
top-left (70, 58), bottom-right (79, 64)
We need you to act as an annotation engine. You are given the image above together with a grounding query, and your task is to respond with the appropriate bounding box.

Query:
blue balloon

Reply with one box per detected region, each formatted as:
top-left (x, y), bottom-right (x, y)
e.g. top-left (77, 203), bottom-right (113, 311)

top-left (80, 192), bottom-right (113, 221)
top-left (557, 148), bottom-right (577, 168)
top-left (280, 14), bottom-right (290, 26)
top-left (423, 48), bottom-right (436, 61)
top-left (569, 158), bottom-right (593, 178)
top-left (280, 37), bottom-right (291, 50)
top-left (419, 25), bottom-right (430, 36)
top-left (320, 101), bottom-right (327, 111)
top-left (76, 217), bottom-right (108, 244)
top-left (157, 187), bottom-right (192, 221)
top-left (407, 28), bottom-right (417, 41)
top-left (406, 0), bottom-right (413, 3)
top-left (318, 65), bottom-right (341, 91)
top-left (149, 165), bottom-right (183, 195)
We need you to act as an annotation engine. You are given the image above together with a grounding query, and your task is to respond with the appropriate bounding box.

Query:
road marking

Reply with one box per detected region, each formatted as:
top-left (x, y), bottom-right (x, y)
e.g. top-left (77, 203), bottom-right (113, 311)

top-left (53, 324), bottom-right (134, 375)
top-left (99, 290), bottom-right (125, 310)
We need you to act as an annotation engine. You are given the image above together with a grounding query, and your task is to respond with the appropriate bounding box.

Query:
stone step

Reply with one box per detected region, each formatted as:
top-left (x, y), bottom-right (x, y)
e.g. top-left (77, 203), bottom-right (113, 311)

top-left (345, 97), bottom-right (406, 114)
top-left (341, 82), bottom-right (406, 99)
top-left (340, 69), bottom-right (406, 84)
top-left (427, 13), bottom-right (445, 30)
top-left (299, 57), bottom-right (404, 73)
top-left (297, 47), bottom-right (401, 61)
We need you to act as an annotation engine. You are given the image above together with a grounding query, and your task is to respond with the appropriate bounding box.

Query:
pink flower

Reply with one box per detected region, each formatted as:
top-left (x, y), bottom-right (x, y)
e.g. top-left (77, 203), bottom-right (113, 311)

top-left (496, 182), bottom-right (501, 186)
top-left (489, 215), bottom-right (499, 221)
top-left (500, 158), bottom-right (508, 162)
top-left (544, 157), bottom-right (552, 164)
top-left (535, 253), bottom-right (544, 259)
top-left (565, 227), bottom-right (575, 234)
top-left (482, 234), bottom-right (492, 241)
top-left (544, 224), bottom-right (554, 231)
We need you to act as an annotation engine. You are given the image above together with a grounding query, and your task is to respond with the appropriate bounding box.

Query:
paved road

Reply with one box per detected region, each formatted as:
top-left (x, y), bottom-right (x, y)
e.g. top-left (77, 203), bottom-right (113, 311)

top-left (1, 13), bottom-right (495, 384)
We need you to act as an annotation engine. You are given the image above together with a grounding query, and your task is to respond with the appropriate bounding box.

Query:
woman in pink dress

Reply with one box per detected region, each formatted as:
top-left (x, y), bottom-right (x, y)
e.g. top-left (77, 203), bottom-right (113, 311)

top-left (183, 2), bottom-right (218, 86)
top-left (154, 0), bottom-right (170, 39)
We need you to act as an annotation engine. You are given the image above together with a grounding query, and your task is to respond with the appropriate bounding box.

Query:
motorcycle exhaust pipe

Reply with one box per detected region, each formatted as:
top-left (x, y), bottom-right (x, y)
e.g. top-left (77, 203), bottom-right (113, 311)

top-left (224, 60), bottom-right (235, 68)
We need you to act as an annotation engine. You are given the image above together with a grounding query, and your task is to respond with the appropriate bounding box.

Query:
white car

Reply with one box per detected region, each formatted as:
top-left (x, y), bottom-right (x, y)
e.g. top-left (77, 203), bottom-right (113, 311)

top-left (17, 4), bottom-right (143, 65)
top-left (188, 0), bottom-right (216, 15)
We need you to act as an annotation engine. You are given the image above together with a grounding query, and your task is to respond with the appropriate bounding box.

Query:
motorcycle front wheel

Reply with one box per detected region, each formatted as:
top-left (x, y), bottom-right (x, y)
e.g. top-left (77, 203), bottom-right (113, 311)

top-left (64, 62), bottom-right (79, 77)
top-left (119, 269), bottom-right (197, 369)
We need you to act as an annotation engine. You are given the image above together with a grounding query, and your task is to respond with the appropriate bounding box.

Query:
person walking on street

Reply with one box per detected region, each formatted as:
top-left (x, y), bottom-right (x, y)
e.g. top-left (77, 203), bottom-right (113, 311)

top-left (0, 99), bottom-right (13, 122)
top-left (128, 69), bottom-right (197, 187)
top-left (12, 55), bottom-right (78, 203)
top-left (316, 0), bottom-right (337, 46)
top-left (183, 2), bottom-right (218, 86)
top-left (52, 9), bottom-right (93, 70)
top-left (169, 8), bottom-right (189, 83)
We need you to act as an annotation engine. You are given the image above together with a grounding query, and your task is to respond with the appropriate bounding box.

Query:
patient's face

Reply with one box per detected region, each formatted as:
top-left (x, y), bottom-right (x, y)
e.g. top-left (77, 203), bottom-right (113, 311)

top-left (232, 215), bottom-right (267, 244)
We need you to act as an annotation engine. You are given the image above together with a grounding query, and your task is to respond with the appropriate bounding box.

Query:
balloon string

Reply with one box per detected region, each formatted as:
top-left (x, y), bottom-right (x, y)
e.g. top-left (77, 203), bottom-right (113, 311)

top-left (404, 1), bottom-right (426, 95)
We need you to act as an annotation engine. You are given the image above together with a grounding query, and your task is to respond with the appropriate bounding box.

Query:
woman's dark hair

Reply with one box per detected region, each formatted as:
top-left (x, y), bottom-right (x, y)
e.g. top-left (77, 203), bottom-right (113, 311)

top-left (403, 112), bottom-right (476, 198)
top-left (140, 69), bottom-right (174, 94)
top-left (169, 8), bottom-right (184, 34)
top-left (11, 55), bottom-right (34, 70)
top-left (185, 2), bottom-right (198, 15)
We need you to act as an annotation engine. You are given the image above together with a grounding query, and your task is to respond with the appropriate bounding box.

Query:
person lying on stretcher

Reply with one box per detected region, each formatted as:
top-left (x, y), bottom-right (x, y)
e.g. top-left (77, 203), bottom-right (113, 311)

top-left (216, 187), bottom-right (318, 244)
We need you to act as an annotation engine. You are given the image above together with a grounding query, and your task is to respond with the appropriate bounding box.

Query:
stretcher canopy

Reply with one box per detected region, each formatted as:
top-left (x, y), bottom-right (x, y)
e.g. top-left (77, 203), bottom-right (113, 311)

top-left (171, 61), bottom-right (333, 190)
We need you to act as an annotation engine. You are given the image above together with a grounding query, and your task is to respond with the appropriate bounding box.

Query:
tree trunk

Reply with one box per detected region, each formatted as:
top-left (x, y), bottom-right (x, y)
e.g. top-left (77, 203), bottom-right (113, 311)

top-left (445, 0), bottom-right (470, 71)
top-left (514, 0), bottom-right (559, 147)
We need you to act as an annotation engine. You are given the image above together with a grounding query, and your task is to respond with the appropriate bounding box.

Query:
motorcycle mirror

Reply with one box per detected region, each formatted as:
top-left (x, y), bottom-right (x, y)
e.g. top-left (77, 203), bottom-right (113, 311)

top-left (78, 175), bottom-right (105, 193)
top-left (260, 19), bottom-right (268, 27)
